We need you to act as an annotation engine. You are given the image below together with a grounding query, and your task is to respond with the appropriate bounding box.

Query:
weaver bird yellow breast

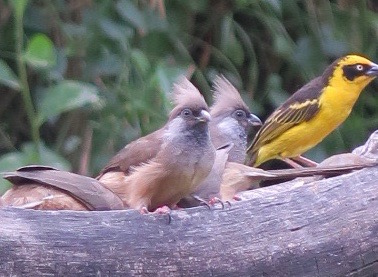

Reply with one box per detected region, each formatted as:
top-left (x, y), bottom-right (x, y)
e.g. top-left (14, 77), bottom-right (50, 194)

top-left (247, 54), bottom-right (378, 167)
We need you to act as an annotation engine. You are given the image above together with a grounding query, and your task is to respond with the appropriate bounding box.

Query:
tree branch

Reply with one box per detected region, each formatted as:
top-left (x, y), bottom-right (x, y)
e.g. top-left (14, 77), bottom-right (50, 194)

top-left (1, 165), bottom-right (378, 276)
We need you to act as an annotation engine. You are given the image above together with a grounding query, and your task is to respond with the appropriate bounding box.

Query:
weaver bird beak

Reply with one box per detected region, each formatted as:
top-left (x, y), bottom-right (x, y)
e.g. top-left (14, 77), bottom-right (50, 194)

top-left (248, 113), bottom-right (262, 126)
top-left (198, 110), bottom-right (211, 122)
top-left (366, 63), bottom-right (378, 76)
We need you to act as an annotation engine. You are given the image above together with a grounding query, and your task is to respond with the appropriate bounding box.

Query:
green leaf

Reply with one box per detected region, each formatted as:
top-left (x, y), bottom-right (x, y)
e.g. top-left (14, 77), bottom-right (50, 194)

top-left (0, 142), bottom-right (71, 195)
top-left (37, 81), bottom-right (100, 126)
top-left (24, 34), bottom-right (56, 68)
top-left (220, 17), bottom-right (245, 66)
top-left (11, 0), bottom-right (29, 21)
top-left (99, 19), bottom-right (133, 42)
top-left (153, 63), bottom-right (187, 96)
top-left (0, 151), bottom-right (27, 195)
top-left (116, 0), bottom-right (146, 31)
top-left (33, 143), bottom-right (71, 170)
top-left (225, 38), bottom-right (244, 66)
top-left (141, 32), bottom-right (173, 56)
top-left (0, 59), bottom-right (21, 90)
top-left (131, 49), bottom-right (150, 74)
top-left (274, 35), bottom-right (294, 57)
top-left (0, 152), bottom-right (28, 172)
top-left (266, 74), bottom-right (290, 108)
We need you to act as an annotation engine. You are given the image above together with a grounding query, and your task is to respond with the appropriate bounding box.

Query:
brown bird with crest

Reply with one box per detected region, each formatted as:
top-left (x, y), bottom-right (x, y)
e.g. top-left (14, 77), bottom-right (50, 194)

top-left (2, 77), bottom-right (215, 212)
top-left (178, 75), bottom-right (262, 207)
top-left (97, 77), bottom-right (215, 212)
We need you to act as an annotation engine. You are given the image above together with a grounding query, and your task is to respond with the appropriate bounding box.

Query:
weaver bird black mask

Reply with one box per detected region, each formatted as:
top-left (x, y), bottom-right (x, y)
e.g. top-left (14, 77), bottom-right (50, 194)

top-left (247, 54), bottom-right (378, 167)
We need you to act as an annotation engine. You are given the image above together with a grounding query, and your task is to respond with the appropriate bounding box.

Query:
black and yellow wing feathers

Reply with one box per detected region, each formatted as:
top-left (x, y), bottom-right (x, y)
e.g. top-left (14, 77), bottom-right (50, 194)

top-left (247, 76), bottom-right (326, 162)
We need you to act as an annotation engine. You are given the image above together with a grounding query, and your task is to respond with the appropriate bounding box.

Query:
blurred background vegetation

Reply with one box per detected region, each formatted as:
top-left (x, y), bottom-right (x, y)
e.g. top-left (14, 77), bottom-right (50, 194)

top-left (1, 0), bottom-right (378, 193)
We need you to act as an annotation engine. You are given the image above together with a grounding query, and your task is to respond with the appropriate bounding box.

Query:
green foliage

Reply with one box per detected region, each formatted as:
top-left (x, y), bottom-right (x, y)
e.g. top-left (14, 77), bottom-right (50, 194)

top-left (37, 81), bottom-right (100, 126)
top-left (1, 0), bottom-right (378, 193)
top-left (0, 59), bottom-right (20, 90)
top-left (10, 0), bottom-right (28, 20)
top-left (24, 34), bottom-right (56, 68)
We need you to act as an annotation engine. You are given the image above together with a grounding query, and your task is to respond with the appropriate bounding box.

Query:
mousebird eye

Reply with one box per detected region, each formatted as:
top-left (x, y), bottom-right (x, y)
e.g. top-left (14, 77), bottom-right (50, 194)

top-left (234, 110), bottom-right (246, 118)
top-left (181, 108), bottom-right (192, 117)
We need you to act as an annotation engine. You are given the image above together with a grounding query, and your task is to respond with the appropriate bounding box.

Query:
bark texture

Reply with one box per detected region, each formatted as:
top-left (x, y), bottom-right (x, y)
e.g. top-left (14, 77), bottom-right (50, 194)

top-left (1, 165), bottom-right (378, 276)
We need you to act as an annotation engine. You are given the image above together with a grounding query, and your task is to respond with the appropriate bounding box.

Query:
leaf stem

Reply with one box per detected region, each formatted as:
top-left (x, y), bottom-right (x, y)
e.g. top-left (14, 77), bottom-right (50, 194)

top-left (14, 6), bottom-right (41, 160)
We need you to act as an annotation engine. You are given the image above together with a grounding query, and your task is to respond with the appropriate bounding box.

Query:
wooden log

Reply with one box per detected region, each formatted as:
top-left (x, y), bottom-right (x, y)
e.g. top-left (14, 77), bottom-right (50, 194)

top-left (1, 165), bottom-right (378, 276)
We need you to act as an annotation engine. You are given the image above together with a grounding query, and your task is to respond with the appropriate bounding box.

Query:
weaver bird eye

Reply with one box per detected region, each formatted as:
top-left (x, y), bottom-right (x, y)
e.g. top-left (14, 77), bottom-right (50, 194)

top-left (234, 109), bottom-right (247, 118)
top-left (342, 63), bottom-right (370, 81)
top-left (356, 64), bottom-right (364, 71)
top-left (181, 108), bottom-right (192, 117)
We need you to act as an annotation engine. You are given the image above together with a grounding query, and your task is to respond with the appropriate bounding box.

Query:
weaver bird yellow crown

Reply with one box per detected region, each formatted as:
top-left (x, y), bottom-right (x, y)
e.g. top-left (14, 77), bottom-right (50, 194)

top-left (247, 54), bottom-right (378, 167)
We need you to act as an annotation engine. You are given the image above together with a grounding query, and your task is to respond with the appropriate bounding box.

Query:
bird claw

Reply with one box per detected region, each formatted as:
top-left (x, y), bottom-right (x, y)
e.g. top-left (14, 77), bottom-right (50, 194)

top-left (192, 196), bottom-right (229, 210)
top-left (207, 197), bottom-right (231, 209)
top-left (140, 207), bottom-right (149, 214)
top-left (284, 156), bottom-right (319, 168)
top-left (154, 206), bottom-right (172, 214)
top-left (140, 206), bottom-right (172, 224)
top-left (232, 195), bottom-right (243, 201)
top-left (198, 201), bottom-right (210, 209)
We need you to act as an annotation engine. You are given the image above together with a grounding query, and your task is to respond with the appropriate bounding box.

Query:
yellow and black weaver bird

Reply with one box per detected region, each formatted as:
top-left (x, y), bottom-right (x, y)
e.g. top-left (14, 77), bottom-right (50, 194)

top-left (247, 54), bottom-right (378, 167)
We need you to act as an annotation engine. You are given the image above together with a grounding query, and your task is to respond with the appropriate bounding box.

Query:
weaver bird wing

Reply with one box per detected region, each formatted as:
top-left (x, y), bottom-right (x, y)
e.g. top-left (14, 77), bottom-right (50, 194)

top-left (249, 77), bottom-right (323, 152)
